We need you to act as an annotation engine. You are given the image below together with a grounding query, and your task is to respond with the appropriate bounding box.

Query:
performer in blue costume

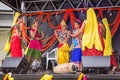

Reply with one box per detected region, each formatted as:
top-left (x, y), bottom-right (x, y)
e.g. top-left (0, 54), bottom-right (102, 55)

top-left (68, 19), bottom-right (84, 71)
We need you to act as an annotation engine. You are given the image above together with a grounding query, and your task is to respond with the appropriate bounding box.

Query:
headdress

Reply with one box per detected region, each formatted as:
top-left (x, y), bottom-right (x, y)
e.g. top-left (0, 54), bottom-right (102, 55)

top-left (75, 19), bottom-right (81, 24)
top-left (61, 20), bottom-right (67, 26)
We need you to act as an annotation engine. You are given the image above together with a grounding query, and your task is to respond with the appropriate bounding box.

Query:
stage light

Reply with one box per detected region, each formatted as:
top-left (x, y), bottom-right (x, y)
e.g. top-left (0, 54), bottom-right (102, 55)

top-left (110, 12), bottom-right (112, 16)
top-left (107, 9), bottom-right (112, 16)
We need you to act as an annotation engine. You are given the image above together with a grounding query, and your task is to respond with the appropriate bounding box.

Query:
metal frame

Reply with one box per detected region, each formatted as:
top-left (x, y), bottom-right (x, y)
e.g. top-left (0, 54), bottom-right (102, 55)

top-left (0, 0), bottom-right (21, 12)
top-left (0, 0), bottom-right (120, 13)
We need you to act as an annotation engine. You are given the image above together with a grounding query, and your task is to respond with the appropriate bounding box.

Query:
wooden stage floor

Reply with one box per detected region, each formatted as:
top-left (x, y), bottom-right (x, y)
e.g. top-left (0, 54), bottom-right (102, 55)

top-left (0, 70), bottom-right (120, 80)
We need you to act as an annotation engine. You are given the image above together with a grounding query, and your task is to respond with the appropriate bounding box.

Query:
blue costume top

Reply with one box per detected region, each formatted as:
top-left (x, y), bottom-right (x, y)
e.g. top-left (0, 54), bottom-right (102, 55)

top-left (70, 30), bottom-right (82, 63)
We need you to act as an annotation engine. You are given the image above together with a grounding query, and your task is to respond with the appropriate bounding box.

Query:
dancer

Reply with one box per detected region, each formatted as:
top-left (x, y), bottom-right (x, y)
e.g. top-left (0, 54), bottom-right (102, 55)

top-left (68, 19), bottom-right (83, 71)
top-left (53, 19), bottom-right (83, 73)
top-left (10, 15), bottom-right (23, 57)
top-left (81, 8), bottom-right (118, 74)
top-left (82, 8), bottom-right (103, 56)
top-left (54, 20), bottom-right (70, 64)
top-left (98, 19), bottom-right (118, 74)
top-left (26, 20), bottom-right (44, 66)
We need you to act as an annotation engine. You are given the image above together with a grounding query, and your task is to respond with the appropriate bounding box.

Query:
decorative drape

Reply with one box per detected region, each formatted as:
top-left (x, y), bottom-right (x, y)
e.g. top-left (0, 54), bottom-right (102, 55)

top-left (23, 8), bottom-right (120, 51)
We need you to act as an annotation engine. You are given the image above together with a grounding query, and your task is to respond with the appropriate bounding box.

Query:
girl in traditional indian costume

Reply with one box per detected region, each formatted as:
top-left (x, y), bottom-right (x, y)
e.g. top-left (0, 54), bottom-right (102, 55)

top-left (82, 8), bottom-right (103, 56)
top-left (82, 8), bottom-right (118, 74)
top-left (98, 19), bottom-right (118, 74)
top-left (54, 20), bottom-right (70, 64)
top-left (27, 20), bottom-right (44, 64)
top-left (10, 15), bottom-right (23, 57)
top-left (68, 19), bottom-right (84, 71)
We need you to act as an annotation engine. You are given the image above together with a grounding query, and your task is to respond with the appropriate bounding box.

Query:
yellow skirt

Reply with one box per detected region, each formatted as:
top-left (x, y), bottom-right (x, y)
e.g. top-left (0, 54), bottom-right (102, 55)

top-left (57, 43), bottom-right (70, 64)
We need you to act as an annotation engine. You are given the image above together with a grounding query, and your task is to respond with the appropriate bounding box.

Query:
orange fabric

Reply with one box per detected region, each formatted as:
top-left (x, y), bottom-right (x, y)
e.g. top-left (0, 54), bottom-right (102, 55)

top-left (22, 8), bottom-right (120, 51)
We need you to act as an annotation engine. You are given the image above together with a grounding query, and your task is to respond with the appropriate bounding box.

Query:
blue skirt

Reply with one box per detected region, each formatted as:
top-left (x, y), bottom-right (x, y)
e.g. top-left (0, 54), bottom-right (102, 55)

top-left (70, 48), bottom-right (82, 63)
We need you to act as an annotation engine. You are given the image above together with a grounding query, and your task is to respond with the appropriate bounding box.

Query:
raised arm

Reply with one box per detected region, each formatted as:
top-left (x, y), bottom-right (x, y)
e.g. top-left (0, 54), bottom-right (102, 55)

top-left (68, 21), bottom-right (85, 38)
top-left (68, 30), bottom-right (81, 38)
top-left (80, 21), bottom-right (86, 33)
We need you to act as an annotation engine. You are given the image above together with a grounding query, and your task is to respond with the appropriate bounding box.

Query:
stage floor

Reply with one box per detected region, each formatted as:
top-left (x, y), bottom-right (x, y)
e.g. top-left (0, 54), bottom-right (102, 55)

top-left (0, 70), bottom-right (120, 80)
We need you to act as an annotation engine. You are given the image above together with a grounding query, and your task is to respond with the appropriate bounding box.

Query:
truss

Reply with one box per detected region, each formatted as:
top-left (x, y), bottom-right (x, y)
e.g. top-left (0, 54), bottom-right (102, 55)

top-left (0, 0), bottom-right (120, 13)
top-left (0, 0), bottom-right (22, 12)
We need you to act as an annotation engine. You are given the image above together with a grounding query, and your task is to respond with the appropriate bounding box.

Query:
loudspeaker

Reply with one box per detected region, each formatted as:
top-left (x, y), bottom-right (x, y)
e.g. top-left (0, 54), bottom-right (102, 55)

top-left (41, 57), bottom-right (46, 70)
top-left (82, 56), bottom-right (110, 73)
top-left (1, 57), bottom-right (30, 74)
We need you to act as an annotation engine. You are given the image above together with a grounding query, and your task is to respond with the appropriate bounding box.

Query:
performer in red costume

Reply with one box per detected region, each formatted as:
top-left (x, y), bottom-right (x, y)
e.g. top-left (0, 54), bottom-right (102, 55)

top-left (10, 15), bottom-right (23, 57)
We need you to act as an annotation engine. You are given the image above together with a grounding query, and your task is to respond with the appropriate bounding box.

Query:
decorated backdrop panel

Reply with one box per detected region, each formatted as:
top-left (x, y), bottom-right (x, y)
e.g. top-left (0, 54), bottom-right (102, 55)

top-left (24, 8), bottom-right (120, 56)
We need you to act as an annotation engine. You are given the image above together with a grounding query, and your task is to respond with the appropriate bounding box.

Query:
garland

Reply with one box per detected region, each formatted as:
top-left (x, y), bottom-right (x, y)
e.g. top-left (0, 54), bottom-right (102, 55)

top-left (47, 14), bottom-right (60, 29)
top-left (111, 9), bottom-right (120, 36)
top-left (42, 35), bottom-right (57, 51)
top-left (3, 73), bottom-right (14, 80)
top-left (40, 74), bottom-right (53, 80)
top-left (69, 8), bottom-right (76, 29)
top-left (22, 8), bottom-right (120, 51)
top-left (77, 73), bottom-right (84, 80)
top-left (77, 73), bottom-right (87, 80)
top-left (41, 34), bottom-right (55, 42)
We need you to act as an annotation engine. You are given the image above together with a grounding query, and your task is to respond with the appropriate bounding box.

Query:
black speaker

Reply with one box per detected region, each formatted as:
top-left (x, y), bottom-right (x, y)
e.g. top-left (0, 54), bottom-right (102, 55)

top-left (41, 57), bottom-right (46, 70)
top-left (82, 56), bottom-right (110, 73)
top-left (1, 57), bottom-right (30, 74)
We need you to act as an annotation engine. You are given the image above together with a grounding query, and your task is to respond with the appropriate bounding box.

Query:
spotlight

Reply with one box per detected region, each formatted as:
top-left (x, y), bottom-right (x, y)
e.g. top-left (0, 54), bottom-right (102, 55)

top-left (107, 9), bottom-right (112, 16)
top-left (109, 12), bottom-right (112, 16)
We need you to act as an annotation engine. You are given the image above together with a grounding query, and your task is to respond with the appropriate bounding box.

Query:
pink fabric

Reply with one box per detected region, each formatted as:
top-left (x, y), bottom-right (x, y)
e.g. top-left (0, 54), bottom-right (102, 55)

top-left (83, 76), bottom-right (87, 80)
top-left (29, 29), bottom-right (42, 51)
top-left (10, 27), bottom-right (22, 57)
top-left (29, 40), bottom-right (42, 50)
top-left (75, 18), bottom-right (81, 23)
top-left (31, 29), bottom-right (40, 38)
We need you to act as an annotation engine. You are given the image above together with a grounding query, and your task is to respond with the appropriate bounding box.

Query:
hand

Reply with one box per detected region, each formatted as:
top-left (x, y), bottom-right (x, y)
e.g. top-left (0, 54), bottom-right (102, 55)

top-left (68, 31), bottom-right (71, 35)
top-left (34, 27), bottom-right (37, 31)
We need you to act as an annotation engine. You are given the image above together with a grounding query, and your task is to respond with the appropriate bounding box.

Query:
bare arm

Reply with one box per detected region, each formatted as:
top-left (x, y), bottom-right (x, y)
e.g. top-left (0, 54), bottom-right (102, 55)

top-left (80, 21), bottom-right (86, 33)
top-left (36, 31), bottom-right (45, 40)
top-left (15, 27), bottom-right (22, 39)
top-left (54, 29), bottom-right (62, 42)
top-left (32, 29), bottom-right (37, 39)
top-left (69, 29), bottom-right (81, 38)
top-left (69, 21), bottom-right (85, 38)
top-left (30, 28), bottom-right (37, 40)
top-left (101, 24), bottom-right (106, 38)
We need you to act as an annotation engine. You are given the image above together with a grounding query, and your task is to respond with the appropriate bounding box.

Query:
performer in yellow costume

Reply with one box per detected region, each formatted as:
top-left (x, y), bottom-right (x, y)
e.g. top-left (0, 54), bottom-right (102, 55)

top-left (82, 8), bottom-right (103, 56)
top-left (54, 20), bottom-right (70, 64)
top-left (82, 8), bottom-right (113, 56)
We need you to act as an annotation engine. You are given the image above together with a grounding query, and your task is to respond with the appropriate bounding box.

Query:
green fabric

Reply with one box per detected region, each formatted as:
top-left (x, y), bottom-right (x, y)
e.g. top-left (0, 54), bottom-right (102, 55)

top-left (27, 48), bottom-right (42, 59)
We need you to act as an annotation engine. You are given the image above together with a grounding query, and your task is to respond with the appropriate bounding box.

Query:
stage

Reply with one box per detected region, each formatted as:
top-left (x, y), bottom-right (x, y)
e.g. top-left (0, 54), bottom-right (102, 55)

top-left (0, 70), bottom-right (120, 80)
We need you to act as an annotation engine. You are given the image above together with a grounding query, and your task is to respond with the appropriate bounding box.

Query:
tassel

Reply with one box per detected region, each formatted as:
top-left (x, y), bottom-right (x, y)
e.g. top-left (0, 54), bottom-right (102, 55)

top-left (77, 73), bottom-right (84, 80)
top-left (83, 75), bottom-right (87, 80)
